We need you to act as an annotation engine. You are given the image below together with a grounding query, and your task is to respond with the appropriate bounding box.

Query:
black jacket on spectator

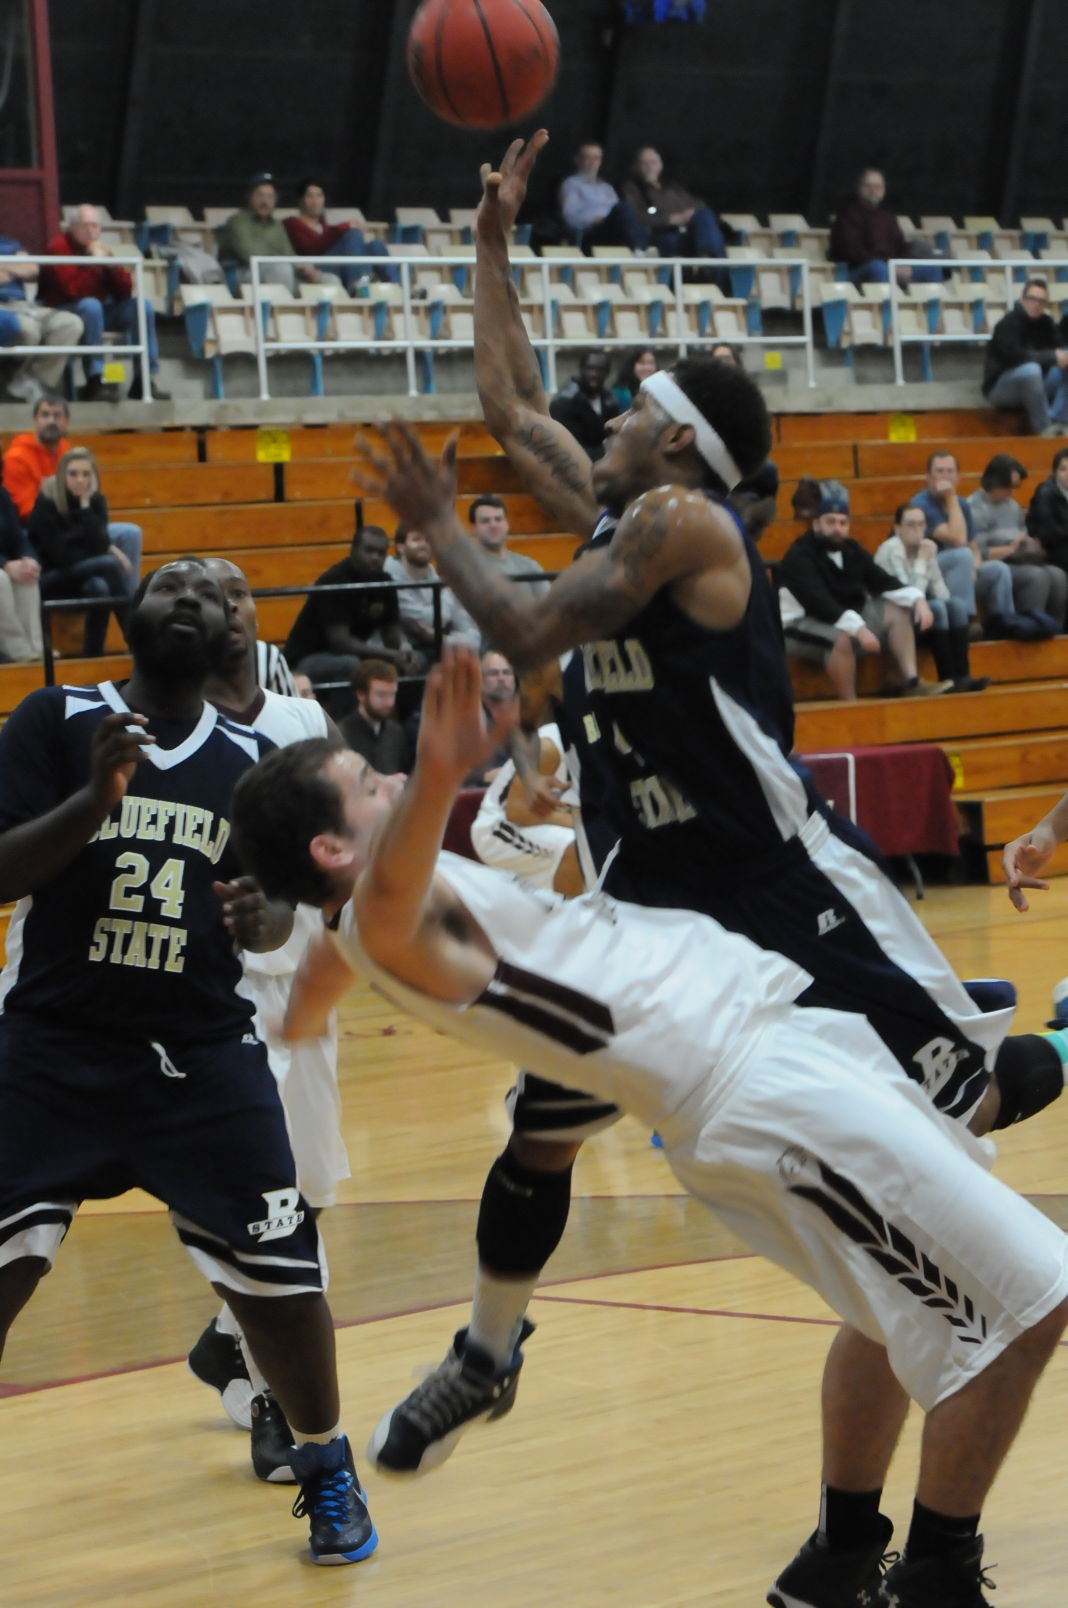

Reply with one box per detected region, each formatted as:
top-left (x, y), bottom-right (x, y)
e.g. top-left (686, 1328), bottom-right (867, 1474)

top-left (283, 555), bottom-right (401, 666)
top-left (29, 491), bottom-right (111, 570)
top-left (778, 530), bottom-right (904, 623)
top-left (1025, 477), bottom-right (1068, 566)
top-left (983, 304), bottom-right (1066, 395)
top-left (339, 707), bottom-right (411, 774)
top-left (548, 381), bottom-right (621, 460)
top-left (0, 484), bottom-right (30, 562)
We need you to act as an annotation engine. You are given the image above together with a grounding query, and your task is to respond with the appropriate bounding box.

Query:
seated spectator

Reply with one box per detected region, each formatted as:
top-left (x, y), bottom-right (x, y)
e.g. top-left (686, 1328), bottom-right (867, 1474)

top-left (403, 647), bottom-right (520, 782)
top-left (983, 278), bottom-right (1068, 437)
top-left (468, 494), bottom-right (550, 611)
top-left (558, 143), bottom-right (644, 250)
top-left (612, 346), bottom-right (658, 411)
top-left (621, 147), bottom-right (727, 267)
top-left (338, 658), bottom-right (410, 778)
top-left (909, 451), bottom-right (1018, 637)
top-left (778, 492), bottom-right (949, 700)
top-left (283, 181), bottom-right (398, 292)
top-left (829, 167), bottom-right (943, 289)
top-left (2, 396), bottom-right (142, 592)
top-left (216, 174), bottom-right (315, 296)
top-left (292, 671), bottom-right (317, 700)
top-left (384, 523), bottom-right (479, 667)
top-left (549, 352), bottom-right (621, 459)
top-left (28, 446), bottom-right (128, 657)
top-left (875, 505), bottom-right (989, 693)
top-left (0, 473), bottom-right (41, 662)
top-left (471, 719), bottom-right (582, 897)
top-left (283, 520), bottom-right (419, 710)
top-left (39, 204), bottom-right (169, 401)
top-left (1026, 447), bottom-right (1068, 575)
top-left (0, 235), bottom-right (82, 404)
top-left (967, 453), bottom-right (1067, 626)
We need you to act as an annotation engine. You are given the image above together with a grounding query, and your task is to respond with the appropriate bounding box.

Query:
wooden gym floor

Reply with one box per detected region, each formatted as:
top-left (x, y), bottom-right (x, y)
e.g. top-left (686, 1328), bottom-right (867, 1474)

top-left (3, 883), bottom-right (1068, 1606)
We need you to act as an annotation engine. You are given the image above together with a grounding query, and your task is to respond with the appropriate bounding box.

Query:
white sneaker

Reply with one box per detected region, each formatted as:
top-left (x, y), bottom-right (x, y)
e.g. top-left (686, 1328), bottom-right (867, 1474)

top-left (6, 370), bottom-right (44, 405)
top-left (1050, 976), bottom-right (1068, 1025)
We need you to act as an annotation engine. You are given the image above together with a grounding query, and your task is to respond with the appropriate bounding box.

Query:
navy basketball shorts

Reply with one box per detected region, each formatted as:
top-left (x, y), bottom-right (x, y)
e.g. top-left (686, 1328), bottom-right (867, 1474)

top-left (0, 1015), bottom-right (326, 1298)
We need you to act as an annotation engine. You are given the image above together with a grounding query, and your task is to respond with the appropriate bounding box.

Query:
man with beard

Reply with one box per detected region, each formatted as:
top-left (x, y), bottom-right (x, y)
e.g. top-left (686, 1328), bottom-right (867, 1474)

top-left (184, 556), bottom-right (360, 1487)
top-left (0, 560), bottom-right (377, 1567)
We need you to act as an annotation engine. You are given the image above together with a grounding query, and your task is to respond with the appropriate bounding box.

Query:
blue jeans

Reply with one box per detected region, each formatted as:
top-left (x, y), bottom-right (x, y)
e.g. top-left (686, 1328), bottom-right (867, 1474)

top-left (987, 362), bottom-right (1068, 433)
top-left (106, 521), bottom-right (143, 595)
top-left (41, 555), bottom-right (127, 656)
top-left (0, 309), bottom-right (20, 347)
top-left (935, 547), bottom-right (978, 614)
top-left (59, 296), bottom-right (159, 379)
top-left (647, 205), bottom-right (728, 261)
top-left (314, 229), bottom-right (398, 291)
top-left (848, 259), bottom-right (944, 287)
top-left (926, 596), bottom-right (969, 632)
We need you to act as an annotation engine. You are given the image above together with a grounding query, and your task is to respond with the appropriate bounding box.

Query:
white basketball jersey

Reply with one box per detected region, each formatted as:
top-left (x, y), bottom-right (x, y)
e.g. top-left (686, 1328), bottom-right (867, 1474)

top-left (334, 851), bottom-right (813, 1135)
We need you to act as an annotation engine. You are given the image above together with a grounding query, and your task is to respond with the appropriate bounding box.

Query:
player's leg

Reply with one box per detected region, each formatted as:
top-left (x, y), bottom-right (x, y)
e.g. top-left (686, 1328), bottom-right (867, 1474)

top-left (369, 1074), bottom-right (622, 1476)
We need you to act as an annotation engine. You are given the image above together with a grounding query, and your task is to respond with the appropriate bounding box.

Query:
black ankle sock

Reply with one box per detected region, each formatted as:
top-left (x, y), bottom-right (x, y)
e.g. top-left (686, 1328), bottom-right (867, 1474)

top-left (905, 1499), bottom-right (979, 1560)
top-left (818, 1484), bottom-right (884, 1552)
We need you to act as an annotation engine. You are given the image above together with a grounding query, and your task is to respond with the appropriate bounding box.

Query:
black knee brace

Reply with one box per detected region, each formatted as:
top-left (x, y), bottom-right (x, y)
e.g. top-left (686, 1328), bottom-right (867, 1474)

top-left (991, 1034), bottom-right (1064, 1129)
top-left (476, 1146), bottom-right (575, 1276)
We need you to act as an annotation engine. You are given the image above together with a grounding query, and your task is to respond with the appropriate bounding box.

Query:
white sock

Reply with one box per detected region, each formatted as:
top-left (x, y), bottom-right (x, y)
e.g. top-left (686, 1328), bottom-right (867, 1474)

top-left (468, 1264), bottom-right (537, 1368)
top-left (215, 1302), bottom-right (241, 1338)
top-left (216, 1301), bottom-right (270, 1394)
top-left (290, 1421), bottom-right (343, 1447)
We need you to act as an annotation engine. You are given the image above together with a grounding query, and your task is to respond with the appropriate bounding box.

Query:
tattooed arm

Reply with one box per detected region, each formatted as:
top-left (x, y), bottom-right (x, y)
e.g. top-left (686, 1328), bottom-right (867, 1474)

top-left (474, 134), bottom-right (600, 539)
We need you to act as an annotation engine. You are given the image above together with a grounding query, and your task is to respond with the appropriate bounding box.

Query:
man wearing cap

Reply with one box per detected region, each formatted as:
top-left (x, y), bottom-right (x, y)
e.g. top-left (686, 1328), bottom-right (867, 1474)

top-left (217, 176), bottom-right (321, 295)
top-left (778, 492), bottom-right (951, 699)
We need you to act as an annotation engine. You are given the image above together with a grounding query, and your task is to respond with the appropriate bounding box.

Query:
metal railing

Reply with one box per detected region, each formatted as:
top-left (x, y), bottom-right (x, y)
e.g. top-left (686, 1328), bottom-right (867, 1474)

top-left (0, 255), bottom-right (153, 401)
top-left (247, 252), bottom-right (818, 398)
top-left (887, 257), bottom-right (1039, 384)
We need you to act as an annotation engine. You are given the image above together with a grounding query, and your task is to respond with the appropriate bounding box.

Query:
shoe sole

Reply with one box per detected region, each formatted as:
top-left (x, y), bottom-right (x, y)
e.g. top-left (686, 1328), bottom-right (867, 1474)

top-left (366, 1379), bottom-right (519, 1477)
top-left (186, 1357), bottom-right (253, 1431)
top-left (255, 1459), bottom-right (297, 1485)
top-left (310, 1503), bottom-right (379, 1566)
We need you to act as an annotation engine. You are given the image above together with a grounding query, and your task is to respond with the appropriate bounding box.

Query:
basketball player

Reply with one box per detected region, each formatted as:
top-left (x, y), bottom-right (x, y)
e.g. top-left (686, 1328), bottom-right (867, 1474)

top-left (184, 557), bottom-right (355, 1485)
top-left (350, 135), bottom-right (1068, 1606)
top-left (229, 650), bottom-right (1068, 1606)
top-left (0, 560), bottom-right (375, 1566)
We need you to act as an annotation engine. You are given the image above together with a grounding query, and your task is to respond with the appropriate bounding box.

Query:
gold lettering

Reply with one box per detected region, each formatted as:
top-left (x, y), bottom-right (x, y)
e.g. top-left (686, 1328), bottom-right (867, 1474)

top-left (88, 918), bottom-right (110, 962)
top-left (164, 928), bottom-right (187, 973)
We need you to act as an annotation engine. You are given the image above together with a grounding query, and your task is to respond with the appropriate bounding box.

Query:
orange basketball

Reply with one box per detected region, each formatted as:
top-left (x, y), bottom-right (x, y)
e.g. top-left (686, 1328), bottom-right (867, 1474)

top-left (407, 0), bottom-right (559, 129)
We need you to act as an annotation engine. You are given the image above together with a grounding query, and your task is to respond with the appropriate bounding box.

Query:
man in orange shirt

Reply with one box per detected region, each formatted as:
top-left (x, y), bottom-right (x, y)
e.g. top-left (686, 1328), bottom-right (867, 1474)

top-left (2, 396), bottom-right (142, 588)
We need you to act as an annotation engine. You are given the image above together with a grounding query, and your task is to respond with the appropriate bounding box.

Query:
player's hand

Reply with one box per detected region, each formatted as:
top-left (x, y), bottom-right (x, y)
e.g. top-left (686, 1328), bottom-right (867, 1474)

top-left (477, 130), bottom-right (549, 237)
top-left (213, 875), bottom-right (289, 949)
top-left (417, 644), bottom-right (516, 782)
top-left (353, 420), bottom-right (459, 534)
top-left (1003, 822), bottom-right (1059, 911)
top-left (524, 774), bottom-right (568, 819)
top-left (88, 710), bottom-right (154, 813)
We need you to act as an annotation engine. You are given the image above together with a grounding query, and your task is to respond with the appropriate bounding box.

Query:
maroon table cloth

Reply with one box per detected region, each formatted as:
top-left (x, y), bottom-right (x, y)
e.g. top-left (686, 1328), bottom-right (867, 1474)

top-left (800, 744), bottom-right (959, 858)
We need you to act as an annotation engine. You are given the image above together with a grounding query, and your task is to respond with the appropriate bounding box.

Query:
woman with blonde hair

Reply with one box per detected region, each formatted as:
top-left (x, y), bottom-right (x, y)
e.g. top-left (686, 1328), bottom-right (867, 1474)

top-left (29, 446), bottom-right (129, 657)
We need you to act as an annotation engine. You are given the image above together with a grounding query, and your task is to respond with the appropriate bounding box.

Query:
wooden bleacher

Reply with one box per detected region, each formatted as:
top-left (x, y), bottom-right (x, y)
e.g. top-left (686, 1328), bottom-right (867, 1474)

top-left (1, 403), bottom-right (1064, 894)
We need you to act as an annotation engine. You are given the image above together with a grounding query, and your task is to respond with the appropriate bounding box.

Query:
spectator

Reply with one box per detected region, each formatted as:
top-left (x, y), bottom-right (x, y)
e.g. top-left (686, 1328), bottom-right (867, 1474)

top-left (283, 521), bottom-right (419, 705)
top-left (0, 234), bottom-right (82, 404)
top-left (216, 174), bottom-right (310, 295)
top-left (0, 474), bottom-right (41, 661)
top-left (558, 143), bottom-right (645, 250)
top-left (39, 204), bottom-right (169, 401)
top-left (338, 658), bottom-right (410, 778)
top-left (283, 181), bottom-right (398, 291)
top-left (909, 451), bottom-right (1018, 637)
top-left (983, 278), bottom-right (1068, 437)
top-left (621, 146), bottom-right (728, 266)
top-left (467, 650), bottom-right (519, 785)
top-left (829, 167), bottom-right (942, 289)
top-left (467, 495), bottom-right (550, 611)
top-left (292, 671), bottom-right (317, 699)
top-left (28, 446), bottom-right (128, 657)
top-left (875, 504), bottom-right (989, 692)
top-left (968, 453), bottom-right (1067, 625)
top-left (708, 341), bottom-right (779, 541)
top-left (612, 346), bottom-right (658, 411)
top-left (549, 352), bottom-right (621, 459)
top-left (778, 492), bottom-right (948, 700)
top-left (2, 396), bottom-right (142, 591)
top-left (384, 523), bottom-right (479, 667)
top-left (1026, 446), bottom-right (1068, 575)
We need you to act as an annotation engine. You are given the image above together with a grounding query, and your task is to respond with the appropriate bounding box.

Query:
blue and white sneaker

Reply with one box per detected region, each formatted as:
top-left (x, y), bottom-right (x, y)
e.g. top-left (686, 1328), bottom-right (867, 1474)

top-left (290, 1435), bottom-right (378, 1566)
top-left (1049, 975), bottom-right (1068, 1029)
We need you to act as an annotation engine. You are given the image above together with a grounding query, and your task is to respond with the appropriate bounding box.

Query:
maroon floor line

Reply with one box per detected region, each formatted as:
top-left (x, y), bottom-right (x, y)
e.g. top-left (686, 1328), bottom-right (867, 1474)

top-left (537, 1293), bottom-right (840, 1329)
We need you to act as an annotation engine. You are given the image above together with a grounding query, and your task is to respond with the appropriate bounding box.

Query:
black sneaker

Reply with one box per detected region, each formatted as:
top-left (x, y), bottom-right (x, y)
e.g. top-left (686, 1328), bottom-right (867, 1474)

top-left (367, 1318), bottom-right (535, 1476)
top-left (187, 1319), bottom-right (253, 1430)
top-left (767, 1516), bottom-right (895, 1607)
top-left (250, 1392), bottom-right (296, 1484)
top-left (880, 1537), bottom-right (994, 1605)
top-left (290, 1435), bottom-right (378, 1566)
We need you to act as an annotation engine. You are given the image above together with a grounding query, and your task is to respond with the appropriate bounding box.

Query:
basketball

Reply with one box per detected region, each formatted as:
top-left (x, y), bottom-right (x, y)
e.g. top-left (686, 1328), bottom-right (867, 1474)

top-left (407, 0), bottom-right (559, 129)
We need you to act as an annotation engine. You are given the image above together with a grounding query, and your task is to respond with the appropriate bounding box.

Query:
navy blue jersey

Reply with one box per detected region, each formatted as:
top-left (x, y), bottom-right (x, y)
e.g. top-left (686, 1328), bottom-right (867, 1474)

top-left (0, 681), bottom-right (274, 1041)
top-left (560, 504), bottom-right (826, 884)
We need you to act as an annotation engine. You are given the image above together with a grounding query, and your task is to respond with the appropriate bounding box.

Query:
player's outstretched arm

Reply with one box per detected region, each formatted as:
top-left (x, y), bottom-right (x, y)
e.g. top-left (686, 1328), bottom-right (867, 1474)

top-left (354, 424), bottom-right (748, 669)
top-left (1004, 793), bottom-right (1068, 910)
top-left (0, 708), bottom-right (154, 902)
top-left (475, 133), bottom-right (599, 539)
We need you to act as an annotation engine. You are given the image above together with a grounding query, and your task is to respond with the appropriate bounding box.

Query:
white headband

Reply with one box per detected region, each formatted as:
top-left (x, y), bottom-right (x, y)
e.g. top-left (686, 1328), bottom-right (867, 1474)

top-left (640, 370), bottom-right (743, 491)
